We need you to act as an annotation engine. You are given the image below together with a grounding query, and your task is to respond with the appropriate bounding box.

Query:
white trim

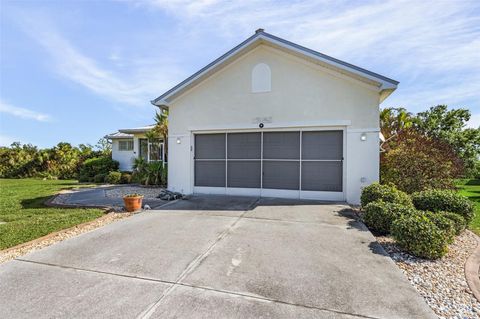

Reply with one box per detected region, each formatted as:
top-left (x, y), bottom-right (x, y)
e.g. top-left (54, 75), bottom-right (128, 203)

top-left (152, 31), bottom-right (398, 106)
top-left (194, 186), bottom-right (226, 195)
top-left (346, 127), bottom-right (380, 133)
top-left (189, 121), bottom-right (351, 132)
top-left (261, 188), bottom-right (299, 199)
top-left (300, 190), bottom-right (344, 201)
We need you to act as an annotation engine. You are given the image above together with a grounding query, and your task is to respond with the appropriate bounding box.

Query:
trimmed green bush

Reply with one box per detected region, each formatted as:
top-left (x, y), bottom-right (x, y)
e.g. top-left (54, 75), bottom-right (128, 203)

top-left (424, 212), bottom-right (455, 243)
top-left (363, 201), bottom-right (416, 235)
top-left (93, 173), bottom-right (107, 183)
top-left (360, 182), bottom-right (413, 208)
top-left (120, 172), bottom-right (132, 184)
top-left (391, 213), bottom-right (448, 259)
top-left (440, 211), bottom-right (466, 235)
top-left (79, 157), bottom-right (119, 182)
top-left (412, 189), bottom-right (474, 223)
top-left (105, 171), bottom-right (121, 184)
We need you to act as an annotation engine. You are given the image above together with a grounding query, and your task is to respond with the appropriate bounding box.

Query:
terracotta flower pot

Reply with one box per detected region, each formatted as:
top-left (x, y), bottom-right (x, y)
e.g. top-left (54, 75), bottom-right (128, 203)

top-left (123, 195), bottom-right (144, 212)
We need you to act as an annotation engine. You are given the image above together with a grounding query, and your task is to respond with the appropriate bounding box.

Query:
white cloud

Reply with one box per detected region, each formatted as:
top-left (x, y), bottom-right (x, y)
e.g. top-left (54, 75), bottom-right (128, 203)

top-left (140, 0), bottom-right (480, 112)
top-left (0, 100), bottom-right (51, 122)
top-left (12, 11), bottom-right (181, 107)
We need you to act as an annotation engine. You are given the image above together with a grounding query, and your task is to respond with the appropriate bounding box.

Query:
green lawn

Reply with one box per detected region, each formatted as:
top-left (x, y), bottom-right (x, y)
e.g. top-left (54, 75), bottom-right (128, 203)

top-left (456, 179), bottom-right (480, 235)
top-left (0, 179), bottom-right (104, 250)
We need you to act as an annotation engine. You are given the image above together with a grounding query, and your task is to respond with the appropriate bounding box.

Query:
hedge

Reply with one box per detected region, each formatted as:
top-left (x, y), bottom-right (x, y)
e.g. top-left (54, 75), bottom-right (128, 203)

top-left (363, 201), bottom-right (416, 235)
top-left (412, 189), bottom-right (474, 223)
top-left (360, 183), bottom-right (413, 208)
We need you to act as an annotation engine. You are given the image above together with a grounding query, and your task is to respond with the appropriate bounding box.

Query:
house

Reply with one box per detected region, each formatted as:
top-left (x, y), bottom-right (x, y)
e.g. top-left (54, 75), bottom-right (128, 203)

top-left (106, 125), bottom-right (165, 171)
top-left (150, 29), bottom-right (398, 204)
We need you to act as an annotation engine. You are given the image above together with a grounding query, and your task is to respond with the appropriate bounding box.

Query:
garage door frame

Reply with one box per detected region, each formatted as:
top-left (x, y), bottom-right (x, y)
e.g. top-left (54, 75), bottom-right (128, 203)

top-left (191, 126), bottom-right (346, 201)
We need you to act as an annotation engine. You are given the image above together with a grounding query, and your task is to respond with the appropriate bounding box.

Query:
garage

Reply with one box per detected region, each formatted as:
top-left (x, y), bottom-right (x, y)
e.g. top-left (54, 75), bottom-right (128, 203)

top-left (193, 130), bottom-right (344, 200)
top-left (151, 30), bottom-right (398, 204)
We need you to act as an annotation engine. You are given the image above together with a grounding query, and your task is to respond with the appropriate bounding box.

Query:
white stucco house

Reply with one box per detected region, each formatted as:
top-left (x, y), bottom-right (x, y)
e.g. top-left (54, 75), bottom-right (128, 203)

top-left (106, 125), bottom-right (165, 171)
top-left (111, 29), bottom-right (398, 204)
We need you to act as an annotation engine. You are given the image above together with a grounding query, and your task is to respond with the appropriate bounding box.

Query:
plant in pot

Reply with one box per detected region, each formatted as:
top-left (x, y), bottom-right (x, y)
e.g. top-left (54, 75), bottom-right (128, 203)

top-left (123, 193), bottom-right (144, 212)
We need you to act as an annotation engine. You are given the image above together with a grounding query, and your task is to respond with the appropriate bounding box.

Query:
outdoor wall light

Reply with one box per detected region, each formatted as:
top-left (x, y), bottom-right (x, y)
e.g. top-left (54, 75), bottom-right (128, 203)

top-left (360, 133), bottom-right (367, 141)
top-left (176, 138), bottom-right (181, 144)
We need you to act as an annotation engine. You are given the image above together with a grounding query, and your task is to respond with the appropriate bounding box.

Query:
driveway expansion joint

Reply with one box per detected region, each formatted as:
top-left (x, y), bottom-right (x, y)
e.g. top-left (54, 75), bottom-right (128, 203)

top-left (135, 208), bottom-right (253, 319)
top-left (14, 258), bottom-right (379, 319)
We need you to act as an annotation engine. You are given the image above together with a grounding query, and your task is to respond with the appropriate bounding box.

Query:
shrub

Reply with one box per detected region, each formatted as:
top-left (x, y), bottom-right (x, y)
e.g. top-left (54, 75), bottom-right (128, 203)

top-left (360, 182), bottom-right (412, 208)
top-left (105, 171), bottom-right (121, 184)
top-left (412, 189), bottom-right (474, 223)
top-left (79, 157), bottom-right (119, 182)
top-left (424, 212), bottom-right (455, 243)
top-left (93, 173), bottom-right (107, 183)
top-left (380, 129), bottom-right (463, 193)
top-left (120, 172), bottom-right (132, 184)
top-left (391, 213), bottom-right (449, 259)
top-left (363, 201), bottom-right (416, 235)
top-left (440, 211), bottom-right (466, 235)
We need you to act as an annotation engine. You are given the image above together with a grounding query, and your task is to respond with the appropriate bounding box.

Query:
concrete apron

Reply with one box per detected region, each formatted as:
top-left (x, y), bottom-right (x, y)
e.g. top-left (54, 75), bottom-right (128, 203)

top-left (0, 196), bottom-right (436, 319)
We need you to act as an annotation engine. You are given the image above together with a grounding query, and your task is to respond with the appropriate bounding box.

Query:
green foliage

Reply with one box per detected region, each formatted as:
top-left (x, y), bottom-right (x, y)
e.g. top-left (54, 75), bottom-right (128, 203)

top-left (0, 179), bottom-right (103, 249)
top-left (363, 201), bottom-right (416, 235)
top-left (391, 213), bottom-right (449, 259)
top-left (380, 107), bottom-right (413, 142)
top-left (440, 211), bottom-right (465, 235)
top-left (0, 142), bottom-right (105, 180)
top-left (381, 129), bottom-right (462, 193)
top-left (120, 172), bottom-right (132, 184)
top-left (360, 182), bottom-right (413, 207)
top-left (412, 189), bottom-right (474, 223)
top-left (105, 171), bottom-right (122, 184)
top-left (131, 157), bottom-right (166, 186)
top-left (424, 212), bottom-right (455, 243)
top-left (93, 173), bottom-right (107, 183)
top-left (413, 105), bottom-right (480, 177)
top-left (79, 157), bottom-right (119, 182)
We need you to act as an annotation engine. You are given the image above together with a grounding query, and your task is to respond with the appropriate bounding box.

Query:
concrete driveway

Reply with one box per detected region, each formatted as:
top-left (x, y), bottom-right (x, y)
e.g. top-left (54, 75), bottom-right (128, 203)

top-left (0, 196), bottom-right (435, 319)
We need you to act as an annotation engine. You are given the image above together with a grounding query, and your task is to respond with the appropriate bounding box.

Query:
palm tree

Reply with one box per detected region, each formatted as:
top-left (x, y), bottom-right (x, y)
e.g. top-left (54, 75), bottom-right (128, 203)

top-left (153, 109), bottom-right (168, 158)
top-left (380, 107), bottom-right (413, 151)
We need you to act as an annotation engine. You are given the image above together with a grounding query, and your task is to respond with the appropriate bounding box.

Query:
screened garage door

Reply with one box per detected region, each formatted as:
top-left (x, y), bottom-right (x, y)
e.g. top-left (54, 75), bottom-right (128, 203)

top-left (194, 130), bottom-right (343, 199)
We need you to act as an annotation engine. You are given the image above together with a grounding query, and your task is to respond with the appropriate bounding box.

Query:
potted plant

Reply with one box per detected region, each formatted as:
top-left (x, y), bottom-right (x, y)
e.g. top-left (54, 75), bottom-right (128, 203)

top-left (123, 193), bottom-right (144, 212)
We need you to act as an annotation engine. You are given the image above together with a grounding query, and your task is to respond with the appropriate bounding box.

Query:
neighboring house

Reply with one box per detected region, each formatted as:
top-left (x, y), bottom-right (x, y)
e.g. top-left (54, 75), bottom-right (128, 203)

top-left (106, 125), bottom-right (165, 171)
top-left (149, 29), bottom-right (398, 204)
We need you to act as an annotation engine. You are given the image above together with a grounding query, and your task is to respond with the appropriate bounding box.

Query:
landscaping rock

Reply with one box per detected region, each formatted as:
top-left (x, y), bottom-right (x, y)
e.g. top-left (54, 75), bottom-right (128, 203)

top-left (157, 190), bottom-right (183, 201)
top-left (376, 231), bottom-right (480, 318)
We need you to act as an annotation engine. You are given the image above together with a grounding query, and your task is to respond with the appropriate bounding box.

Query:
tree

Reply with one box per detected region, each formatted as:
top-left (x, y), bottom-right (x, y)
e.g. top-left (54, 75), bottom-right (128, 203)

top-left (413, 105), bottom-right (480, 176)
top-left (95, 138), bottom-right (112, 156)
top-left (152, 109), bottom-right (168, 158)
top-left (380, 107), bottom-right (414, 151)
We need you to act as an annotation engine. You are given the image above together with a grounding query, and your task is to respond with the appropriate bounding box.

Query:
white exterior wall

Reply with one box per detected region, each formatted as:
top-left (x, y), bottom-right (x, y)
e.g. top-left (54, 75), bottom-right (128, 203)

top-left (111, 139), bottom-right (135, 171)
top-left (166, 45), bottom-right (381, 204)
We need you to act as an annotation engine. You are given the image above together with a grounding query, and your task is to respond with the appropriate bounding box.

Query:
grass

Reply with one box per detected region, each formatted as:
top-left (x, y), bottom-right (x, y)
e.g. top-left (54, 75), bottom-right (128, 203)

top-left (0, 179), bottom-right (104, 250)
top-left (456, 179), bottom-right (480, 236)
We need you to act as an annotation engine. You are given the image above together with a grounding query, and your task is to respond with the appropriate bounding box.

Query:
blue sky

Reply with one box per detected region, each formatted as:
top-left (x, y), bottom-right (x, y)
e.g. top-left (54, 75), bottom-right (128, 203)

top-left (1, 0), bottom-right (479, 148)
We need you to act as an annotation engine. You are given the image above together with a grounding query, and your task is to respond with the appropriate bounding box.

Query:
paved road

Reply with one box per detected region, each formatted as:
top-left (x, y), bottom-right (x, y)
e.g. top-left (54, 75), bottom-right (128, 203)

top-left (0, 196), bottom-right (436, 319)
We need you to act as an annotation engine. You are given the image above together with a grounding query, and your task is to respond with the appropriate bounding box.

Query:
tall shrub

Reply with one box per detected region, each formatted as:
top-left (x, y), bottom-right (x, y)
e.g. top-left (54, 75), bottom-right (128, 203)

top-left (381, 129), bottom-right (463, 193)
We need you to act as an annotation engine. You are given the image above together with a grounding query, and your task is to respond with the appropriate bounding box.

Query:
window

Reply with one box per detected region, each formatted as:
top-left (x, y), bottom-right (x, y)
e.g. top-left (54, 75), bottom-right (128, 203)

top-left (252, 63), bottom-right (271, 93)
top-left (139, 138), bottom-right (165, 162)
top-left (118, 140), bottom-right (133, 151)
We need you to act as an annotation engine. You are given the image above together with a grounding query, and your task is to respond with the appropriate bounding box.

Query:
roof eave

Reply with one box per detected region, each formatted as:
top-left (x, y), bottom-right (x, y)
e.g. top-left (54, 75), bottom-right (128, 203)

top-left (152, 30), bottom-right (399, 106)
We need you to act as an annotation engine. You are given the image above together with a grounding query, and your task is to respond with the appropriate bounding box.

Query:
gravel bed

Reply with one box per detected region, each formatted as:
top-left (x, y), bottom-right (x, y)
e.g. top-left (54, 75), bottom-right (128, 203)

top-left (376, 231), bottom-right (480, 318)
top-left (0, 212), bottom-right (134, 264)
top-left (104, 186), bottom-right (164, 199)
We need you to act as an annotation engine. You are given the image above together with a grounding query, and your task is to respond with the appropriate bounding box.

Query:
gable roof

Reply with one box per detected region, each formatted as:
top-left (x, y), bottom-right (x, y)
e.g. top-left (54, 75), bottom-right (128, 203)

top-left (151, 29), bottom-right (399, 107)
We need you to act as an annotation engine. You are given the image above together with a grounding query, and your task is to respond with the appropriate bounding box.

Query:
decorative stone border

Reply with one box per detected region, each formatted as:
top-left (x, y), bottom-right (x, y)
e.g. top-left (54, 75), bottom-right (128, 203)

top-left (465, 230), bottom-right (480, 302)
top-left (44, 192), bottom-right (116, 211)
